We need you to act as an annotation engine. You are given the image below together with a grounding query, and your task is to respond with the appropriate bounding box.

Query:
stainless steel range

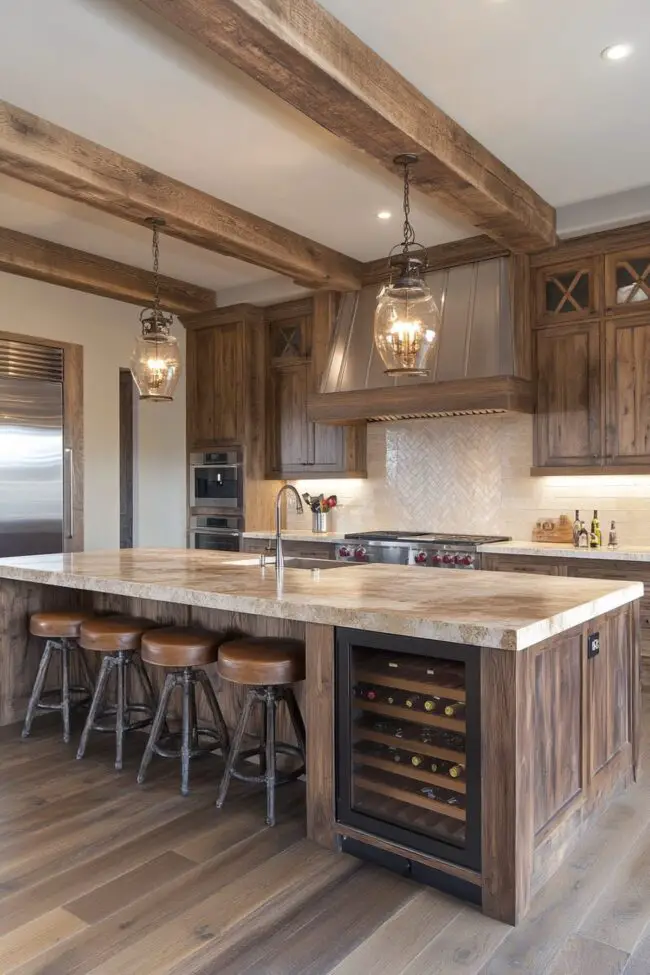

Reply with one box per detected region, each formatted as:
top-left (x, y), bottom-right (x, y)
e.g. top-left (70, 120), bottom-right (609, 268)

top-left (335, 531), bottom-right (511, 569)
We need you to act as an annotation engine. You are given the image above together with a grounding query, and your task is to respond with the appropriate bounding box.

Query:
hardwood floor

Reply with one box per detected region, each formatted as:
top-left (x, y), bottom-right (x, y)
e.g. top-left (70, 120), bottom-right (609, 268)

top-left (2, 703), bottom-right (650, 975)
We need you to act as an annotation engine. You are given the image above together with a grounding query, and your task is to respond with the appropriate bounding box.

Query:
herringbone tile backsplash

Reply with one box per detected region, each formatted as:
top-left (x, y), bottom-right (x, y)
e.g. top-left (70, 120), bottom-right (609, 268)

top-left (288, 413), bottom-right (650, 545)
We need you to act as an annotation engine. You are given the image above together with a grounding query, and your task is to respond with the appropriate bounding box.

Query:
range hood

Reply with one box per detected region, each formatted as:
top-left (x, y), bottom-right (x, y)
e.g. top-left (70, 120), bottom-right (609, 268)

top-left (308, 257), bottom-right (534, 423)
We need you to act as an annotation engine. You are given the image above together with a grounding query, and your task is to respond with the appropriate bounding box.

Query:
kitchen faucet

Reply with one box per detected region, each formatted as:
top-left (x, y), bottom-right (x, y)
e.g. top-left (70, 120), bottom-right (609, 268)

top-left (272, 484), bottom-right (304, 571)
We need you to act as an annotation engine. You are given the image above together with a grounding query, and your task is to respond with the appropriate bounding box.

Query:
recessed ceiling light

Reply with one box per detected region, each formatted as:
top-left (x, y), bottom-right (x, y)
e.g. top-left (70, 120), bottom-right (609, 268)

top-left (377, 211), bottom-right (392, 220)
top-left (601, 43), bottom-right (633, 61)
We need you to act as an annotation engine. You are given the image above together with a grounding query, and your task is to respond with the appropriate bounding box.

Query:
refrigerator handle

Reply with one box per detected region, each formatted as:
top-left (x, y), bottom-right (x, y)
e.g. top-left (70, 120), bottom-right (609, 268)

top-left (64, 447), bottom-right (74, 540)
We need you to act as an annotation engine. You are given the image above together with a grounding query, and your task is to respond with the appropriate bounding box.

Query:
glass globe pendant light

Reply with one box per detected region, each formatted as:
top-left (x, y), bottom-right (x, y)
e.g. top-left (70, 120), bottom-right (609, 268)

top-left (374, 154), bottom-right (441, 376)
top-left (130, 219), bottom-right (182, 402)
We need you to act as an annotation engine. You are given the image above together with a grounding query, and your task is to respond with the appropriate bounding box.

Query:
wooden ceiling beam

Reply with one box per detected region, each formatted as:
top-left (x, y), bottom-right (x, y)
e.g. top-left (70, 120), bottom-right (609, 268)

top-left (0, 225), bottom-right (216, 313)
top-left (362, 234), bottom-right (510, 285)
top-left (136, 0), bottom-right (557, 253)
top-left (0, 101), bottom-right (363, 291)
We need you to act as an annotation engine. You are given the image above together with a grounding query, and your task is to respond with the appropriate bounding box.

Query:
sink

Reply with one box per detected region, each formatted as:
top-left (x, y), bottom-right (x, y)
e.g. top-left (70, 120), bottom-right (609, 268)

top-left (281, 557), bottom-right (351, 571)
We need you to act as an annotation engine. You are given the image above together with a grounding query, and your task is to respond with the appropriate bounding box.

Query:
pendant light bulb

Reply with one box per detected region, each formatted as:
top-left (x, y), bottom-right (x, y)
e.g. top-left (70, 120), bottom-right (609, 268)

top-left (130, 220), bottom-right (182, 402)
top-left (373, 155), bottom-right (440, 376)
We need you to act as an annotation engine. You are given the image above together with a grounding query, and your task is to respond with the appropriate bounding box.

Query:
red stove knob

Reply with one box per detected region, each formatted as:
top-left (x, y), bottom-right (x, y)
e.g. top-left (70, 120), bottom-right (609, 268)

top-left (442, 554), bottom-right (454, 565)
top-left (354, 546), bottom-right (367, 561)
top-left (338, 546), bottom-right (351, 558)
top-left (431, 554), bottom-right (442, 565)
top-left (458, 554), bottom-right (474, 567)
top-left (414, 550), bottom-right (428, 565)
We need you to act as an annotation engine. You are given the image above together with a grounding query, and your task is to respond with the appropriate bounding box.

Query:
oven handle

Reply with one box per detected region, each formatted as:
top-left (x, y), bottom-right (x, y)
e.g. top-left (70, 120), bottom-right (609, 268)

top-left (188, 528), bottom-right (242, 536)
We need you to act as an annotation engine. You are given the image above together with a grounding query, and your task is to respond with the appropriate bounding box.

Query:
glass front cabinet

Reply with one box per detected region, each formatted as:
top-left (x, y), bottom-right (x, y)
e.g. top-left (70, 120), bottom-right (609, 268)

top-left (336, 629), bottom-right (481, 883)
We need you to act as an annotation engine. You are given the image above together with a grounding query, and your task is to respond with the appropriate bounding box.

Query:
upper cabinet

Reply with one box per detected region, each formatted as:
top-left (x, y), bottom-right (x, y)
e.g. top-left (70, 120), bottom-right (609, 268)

top-left (265, 296), bottom-right (366, 479)
top-left (532, 227), bottom-right (650, 474)
top-left (186, 313), bottom-right (248, 447)
top-left (605, 246), bottom-right (650, 314)
top-left (535, 258), bottom-right (599, 325)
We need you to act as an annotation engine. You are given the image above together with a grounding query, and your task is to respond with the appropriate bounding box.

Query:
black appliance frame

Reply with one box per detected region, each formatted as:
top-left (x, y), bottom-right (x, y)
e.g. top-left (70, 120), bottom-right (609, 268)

top-left (335, 627), bottom-right (482, 873)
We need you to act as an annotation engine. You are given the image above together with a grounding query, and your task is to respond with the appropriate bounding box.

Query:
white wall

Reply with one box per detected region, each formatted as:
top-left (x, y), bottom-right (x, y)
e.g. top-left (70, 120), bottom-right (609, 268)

top-left (0, 272), bottom-right (186, 550)
top-left (287, 413), bottom-right (650, 546)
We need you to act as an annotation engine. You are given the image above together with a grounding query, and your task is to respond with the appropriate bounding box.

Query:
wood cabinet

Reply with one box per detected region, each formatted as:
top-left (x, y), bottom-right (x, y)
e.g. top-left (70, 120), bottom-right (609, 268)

top-left (265, 297), bottom-right (366, 479)
top-left (186, 315), bottom-right (246, 447)
top-left (481, 555), bottom-right (567, 576)
top-left (532, 225), bottom-right (650, 473)
top-left (241, 537), bottom-right (337, 559)
top-left (604, 316), bottom-right (650, 466)
top-left (535, 323), bottom-right (601, 468)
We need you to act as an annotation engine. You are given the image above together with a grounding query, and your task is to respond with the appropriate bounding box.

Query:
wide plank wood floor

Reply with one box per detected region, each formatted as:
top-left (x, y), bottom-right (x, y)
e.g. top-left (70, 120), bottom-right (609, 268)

top-left (2, 700), bottom-right (650, 975)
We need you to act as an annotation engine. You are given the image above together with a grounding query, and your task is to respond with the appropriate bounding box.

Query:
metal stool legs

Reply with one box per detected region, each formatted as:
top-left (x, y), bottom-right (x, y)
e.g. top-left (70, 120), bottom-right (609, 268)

top-left (22, 639), bottom-right (92, 744)
top-left (137, 667), bottom-right (230, 796)
top-left (76, 651), bottom-right (154, 770)
top-left (216, 686), bottom-right (306, 826)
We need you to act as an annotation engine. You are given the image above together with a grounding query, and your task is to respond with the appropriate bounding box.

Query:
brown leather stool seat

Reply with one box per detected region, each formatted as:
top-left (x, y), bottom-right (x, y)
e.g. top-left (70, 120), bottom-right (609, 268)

top-left (216, 636), bottom-right (306, 826)
top-left (141, 627), bottom-right (220, 669)
top-left (30, 610), bottom-right (95, 640)
top-left (79, 616), bottom-right (157, 653)
top-left (76, 616), bottom-right (159, 771)
top-left (217, 637), bottom-right (306, 686)
top-left (22, 611), bottom-right (95, 743)
top-left (137, 627), bottom-right (229, 796)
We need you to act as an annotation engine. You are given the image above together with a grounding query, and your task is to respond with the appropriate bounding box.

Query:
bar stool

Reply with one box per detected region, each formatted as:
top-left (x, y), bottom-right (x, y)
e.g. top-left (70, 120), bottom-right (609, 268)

top-left (216, 636), bottom-right (306, 826)
top-left (136, 626), bottom-right (230, 796)
top-left (76, 616), bottom-right (158, 770)
top-left (22, 610), bottom-right (95, 743)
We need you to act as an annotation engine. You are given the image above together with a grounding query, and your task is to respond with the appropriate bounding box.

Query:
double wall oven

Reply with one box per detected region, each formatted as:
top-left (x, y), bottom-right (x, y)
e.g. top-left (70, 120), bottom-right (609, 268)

top-left (188, 448), bottom-right (243, 551)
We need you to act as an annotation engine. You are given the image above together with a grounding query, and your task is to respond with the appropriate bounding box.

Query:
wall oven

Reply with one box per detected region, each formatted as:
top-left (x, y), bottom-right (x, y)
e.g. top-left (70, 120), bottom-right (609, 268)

top-left (190, 449), bottom-right (243, 510)
top-left (188, 515), bottom-right (242, 552)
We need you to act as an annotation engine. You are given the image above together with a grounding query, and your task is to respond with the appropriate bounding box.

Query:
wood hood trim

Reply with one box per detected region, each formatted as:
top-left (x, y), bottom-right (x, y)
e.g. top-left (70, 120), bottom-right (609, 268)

top-left (307, 376), bottom-right (535, 424)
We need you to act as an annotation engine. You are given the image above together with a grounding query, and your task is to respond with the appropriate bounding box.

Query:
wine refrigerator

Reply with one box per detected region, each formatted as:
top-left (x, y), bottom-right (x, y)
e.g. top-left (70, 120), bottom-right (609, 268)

top-left (336, 628), bottom-right (481, 877)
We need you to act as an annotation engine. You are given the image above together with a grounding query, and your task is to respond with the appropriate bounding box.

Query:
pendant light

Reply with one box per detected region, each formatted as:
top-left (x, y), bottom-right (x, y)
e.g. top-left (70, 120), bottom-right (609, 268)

top-left (374, 154), bottom-right (441, 376)
top-left (130, 219), bottom-right (182, 402)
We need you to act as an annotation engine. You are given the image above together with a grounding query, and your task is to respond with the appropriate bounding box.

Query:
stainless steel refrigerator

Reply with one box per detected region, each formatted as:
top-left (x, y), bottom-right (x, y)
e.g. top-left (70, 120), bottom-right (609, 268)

top-left (0, 339), bottom-right (68, 557)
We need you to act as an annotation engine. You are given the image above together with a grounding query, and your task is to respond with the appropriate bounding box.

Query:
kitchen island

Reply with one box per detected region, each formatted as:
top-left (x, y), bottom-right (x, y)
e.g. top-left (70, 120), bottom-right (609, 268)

top-left (0, 548), bottom-right (642, 924)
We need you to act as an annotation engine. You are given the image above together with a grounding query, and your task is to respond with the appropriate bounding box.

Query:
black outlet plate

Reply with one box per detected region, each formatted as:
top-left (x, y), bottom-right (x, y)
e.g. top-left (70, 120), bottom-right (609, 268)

top-left (587, 632), bottom-right (600, 659)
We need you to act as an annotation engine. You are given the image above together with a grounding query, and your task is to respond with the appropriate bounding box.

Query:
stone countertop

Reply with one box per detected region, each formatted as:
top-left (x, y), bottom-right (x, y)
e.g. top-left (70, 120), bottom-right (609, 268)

top-left (478, 540), bottom-right (650, 562)
top-left (0, 549), bottom-right (642, 652)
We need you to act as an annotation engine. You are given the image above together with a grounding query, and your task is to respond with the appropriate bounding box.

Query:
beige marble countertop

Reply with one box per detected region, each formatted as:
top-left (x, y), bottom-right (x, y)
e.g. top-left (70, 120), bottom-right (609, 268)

top-left (0, 548), bottom-right (642, 652)
top-left (478, 540), bottom-right (650, 562)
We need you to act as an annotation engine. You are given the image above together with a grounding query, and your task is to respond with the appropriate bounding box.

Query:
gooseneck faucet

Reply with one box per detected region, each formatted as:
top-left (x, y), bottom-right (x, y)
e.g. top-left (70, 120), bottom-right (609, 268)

top-left (274, 484), bottom-right (304, 571)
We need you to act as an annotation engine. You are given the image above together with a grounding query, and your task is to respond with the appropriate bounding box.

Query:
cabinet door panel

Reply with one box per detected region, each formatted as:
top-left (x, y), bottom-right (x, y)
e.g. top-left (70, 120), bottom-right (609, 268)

top-left (588, 613), bottom-right (630, 777)
top-left (605, 316), bottom-right (650, 465)
top-left (187, 327), bottom-right (215, 446)
top-left (268, 361), bottom-right (310, 473)
top-left (481, 555), bottom-right (566, 575)
top-left (535, 323), bottom-right (601, 468)
top-left (213, 323), bottom-right (244, 443)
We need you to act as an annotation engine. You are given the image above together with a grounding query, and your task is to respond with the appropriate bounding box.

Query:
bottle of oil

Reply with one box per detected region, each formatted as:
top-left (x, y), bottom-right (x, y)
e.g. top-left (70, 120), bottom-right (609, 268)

top-left (572, 509), bottom-right (581, 547)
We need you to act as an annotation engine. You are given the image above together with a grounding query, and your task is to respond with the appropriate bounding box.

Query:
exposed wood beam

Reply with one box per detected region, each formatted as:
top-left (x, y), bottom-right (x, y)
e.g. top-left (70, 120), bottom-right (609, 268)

top-left (0, 226), bottom-right (216, 313)
top-left (136, 0), bottom-right (556, 253)
top-left (362, 234), bottom-right (509, 285)
top-left (0, 101), bottom-right (363, 291)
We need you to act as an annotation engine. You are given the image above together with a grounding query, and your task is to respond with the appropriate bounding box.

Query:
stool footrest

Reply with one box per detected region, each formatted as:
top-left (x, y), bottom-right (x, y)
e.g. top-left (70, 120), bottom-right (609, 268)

top-left (152, 726), bottom-right (224, 761)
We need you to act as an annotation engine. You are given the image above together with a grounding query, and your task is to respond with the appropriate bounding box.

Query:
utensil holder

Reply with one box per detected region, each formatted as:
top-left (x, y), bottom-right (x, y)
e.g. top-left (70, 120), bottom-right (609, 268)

top-left (312, 512), bottom-right (329, 534)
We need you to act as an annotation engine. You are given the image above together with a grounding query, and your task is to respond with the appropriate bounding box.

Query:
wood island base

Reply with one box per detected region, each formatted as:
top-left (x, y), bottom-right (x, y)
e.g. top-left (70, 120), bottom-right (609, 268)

top-left (0, 573), bottom-right (640, 926)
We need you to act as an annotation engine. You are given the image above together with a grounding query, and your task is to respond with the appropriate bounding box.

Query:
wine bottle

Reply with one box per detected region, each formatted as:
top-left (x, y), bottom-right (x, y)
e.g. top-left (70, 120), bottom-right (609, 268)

top-left (410, 754), bottom-right (424, 767)
top-left (444, 702), bottom-right (465, 718)
top-left (354, 684), bottom-right (378, 701)
top-left (387, 747), bottom-right (402, 763)
top-left (578, 522), bottom-right (589, 548)
top-left (404, 694), bottom-right (421, 709)
top-left (590, 509), bottom-right (601, 549)
top-left (572, 509), bottom-right (581, 547)
top-left (448, 764), bottom-right (465, 779)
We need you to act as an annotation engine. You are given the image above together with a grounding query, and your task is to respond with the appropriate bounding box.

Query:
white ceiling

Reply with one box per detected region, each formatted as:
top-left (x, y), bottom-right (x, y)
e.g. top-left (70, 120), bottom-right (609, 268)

top-left (0, 0), bottom-right (649, 304)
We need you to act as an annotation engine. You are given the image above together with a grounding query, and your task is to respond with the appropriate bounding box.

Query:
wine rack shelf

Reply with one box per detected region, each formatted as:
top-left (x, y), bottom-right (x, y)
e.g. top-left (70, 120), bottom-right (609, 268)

top-left (359, 726), bottom-right (465, 766)
top-left (356, 668), bottom-right (466, 703)
top-left (353, 750), bottom-right (466, 795)
top-left (355, 769), bottom-right (467, 822)
top-left (355, 699), bottom-right (466, 734)
top-left (354, 790), bottom-right (466, 845)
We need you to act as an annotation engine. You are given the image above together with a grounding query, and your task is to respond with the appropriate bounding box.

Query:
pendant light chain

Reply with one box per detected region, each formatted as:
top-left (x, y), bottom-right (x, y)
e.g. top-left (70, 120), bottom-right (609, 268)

top-left (152, 220), bottom-right (162, 319)
top-left (401, 160), bottom-right (416, 251)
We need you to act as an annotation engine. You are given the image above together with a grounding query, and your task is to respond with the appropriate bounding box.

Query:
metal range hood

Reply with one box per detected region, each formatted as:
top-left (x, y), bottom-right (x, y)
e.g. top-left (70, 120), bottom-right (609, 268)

top-left (308, 257), bottom-right (534, 424)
